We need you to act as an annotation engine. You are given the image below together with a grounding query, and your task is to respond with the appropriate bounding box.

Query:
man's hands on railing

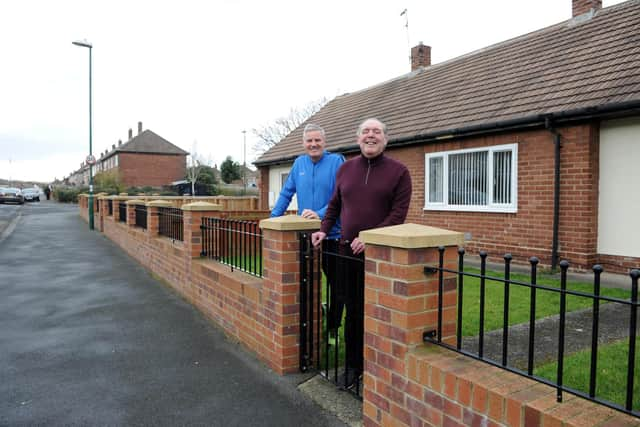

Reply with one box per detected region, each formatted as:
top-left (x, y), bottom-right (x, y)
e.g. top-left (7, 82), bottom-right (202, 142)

top-left (350, 237), bottom-right (365, 255)
top-left (311, 231), bottom-right (326, 248)
top-left (301, 209), bottom-right (320, 220)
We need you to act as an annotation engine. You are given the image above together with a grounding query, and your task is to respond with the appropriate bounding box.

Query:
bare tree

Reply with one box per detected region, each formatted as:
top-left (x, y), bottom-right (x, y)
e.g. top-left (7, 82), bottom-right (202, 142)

top-left (185, 141), bottom-right (210, 196)
top-left (252, 97), bottom-right (328, 155)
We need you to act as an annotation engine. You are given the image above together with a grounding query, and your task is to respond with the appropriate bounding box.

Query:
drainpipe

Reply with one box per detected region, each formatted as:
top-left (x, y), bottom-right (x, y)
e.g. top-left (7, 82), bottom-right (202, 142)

top-left (545, 117), bottom-right (561, 271)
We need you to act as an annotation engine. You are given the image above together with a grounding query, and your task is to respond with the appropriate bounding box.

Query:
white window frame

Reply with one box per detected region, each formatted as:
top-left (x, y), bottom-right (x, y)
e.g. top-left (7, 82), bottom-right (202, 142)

top-left (424, 143), bottom-right (518, 213)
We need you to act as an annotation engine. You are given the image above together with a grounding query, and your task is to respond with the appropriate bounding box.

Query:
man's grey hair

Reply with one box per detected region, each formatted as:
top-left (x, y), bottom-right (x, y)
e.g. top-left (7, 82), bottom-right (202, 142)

top-left (356, 118), bottom-right (388, 137)
top-left (303, 123), bottom-right (326, 139)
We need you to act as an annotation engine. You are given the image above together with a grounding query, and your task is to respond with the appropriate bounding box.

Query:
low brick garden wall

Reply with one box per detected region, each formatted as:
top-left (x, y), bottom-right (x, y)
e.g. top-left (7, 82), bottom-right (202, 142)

top-left (79, 196), bottom-right (638, 426)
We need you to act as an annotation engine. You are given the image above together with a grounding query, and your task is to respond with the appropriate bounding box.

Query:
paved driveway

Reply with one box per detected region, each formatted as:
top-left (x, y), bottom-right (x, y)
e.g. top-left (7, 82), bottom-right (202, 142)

top-left (0, 201), bottom-right (346, 426)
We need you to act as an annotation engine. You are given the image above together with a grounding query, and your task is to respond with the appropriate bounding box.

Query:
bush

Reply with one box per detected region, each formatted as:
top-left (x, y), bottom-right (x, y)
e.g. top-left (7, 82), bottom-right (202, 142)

top-left (54, 187), bottom-right (85, 203)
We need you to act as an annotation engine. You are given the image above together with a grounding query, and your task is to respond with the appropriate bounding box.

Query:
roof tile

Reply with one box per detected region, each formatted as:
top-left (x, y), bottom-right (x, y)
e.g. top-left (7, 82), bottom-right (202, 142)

top-left (257, 0), bottom-right (640, 165)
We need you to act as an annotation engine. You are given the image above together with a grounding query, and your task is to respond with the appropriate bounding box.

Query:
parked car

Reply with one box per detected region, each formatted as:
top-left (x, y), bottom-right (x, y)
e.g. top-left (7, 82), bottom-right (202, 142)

top-left (22, 188), bottom-right (40, 202)
top-left (0, 187), bottom-right (24, 204)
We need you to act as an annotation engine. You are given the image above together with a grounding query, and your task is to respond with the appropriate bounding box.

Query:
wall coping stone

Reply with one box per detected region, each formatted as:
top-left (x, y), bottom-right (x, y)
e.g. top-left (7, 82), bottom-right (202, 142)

top-left (181, 201), bottom-right (223, 211)
top-left (118, 193), bottom-right (129, 196)
top-left (259, 215), bottom-right (320, 231)
top-left (147, 200), bottom-right (173, 207)
top-left (359, 223), bottom-right (464, 249)
top-left (125, 199), bottom-right (146, 205)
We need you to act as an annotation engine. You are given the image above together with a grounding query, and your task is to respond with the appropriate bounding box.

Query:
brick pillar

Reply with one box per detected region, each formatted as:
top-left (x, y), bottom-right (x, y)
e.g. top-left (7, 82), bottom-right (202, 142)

top-left (95, 193), bottom-right (107, 232)
top-left (111, 197), bottom-right (121, 222)
top-left (146, 200), bottom-right (172, 237)
top-left (125, 199), bottom-right (144, 227)
top-left (96, 196), bottom-right (105, 232)
top-left (358, 223), bottom-right (464, 427)
top-left (259, 215), bottom-right (320, 374)
top-left (182, 202), bottom-right (223, 258)
top-left (78, 194), bottom-right (85, 220)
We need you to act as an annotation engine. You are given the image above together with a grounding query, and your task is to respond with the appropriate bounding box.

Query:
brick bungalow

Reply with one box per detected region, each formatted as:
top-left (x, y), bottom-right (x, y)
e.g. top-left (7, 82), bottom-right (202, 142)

top-left (67, 121), bottom-right (188, 188)
top-left (254, 0), bottom-right (640, 273)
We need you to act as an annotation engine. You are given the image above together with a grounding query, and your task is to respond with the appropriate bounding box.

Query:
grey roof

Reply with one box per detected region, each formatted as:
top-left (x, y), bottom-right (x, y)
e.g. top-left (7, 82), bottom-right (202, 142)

top-left (107, 130), bottom-right (188, 157)
top-left (256, 0), bottom-right (640, 165)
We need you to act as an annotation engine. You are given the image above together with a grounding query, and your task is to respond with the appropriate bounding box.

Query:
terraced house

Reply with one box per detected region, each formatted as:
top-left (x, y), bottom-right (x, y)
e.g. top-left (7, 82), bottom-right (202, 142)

top-left (66, 122), bottom-right (188, 189)
top-left (255, 0), bottom-right (640, 273)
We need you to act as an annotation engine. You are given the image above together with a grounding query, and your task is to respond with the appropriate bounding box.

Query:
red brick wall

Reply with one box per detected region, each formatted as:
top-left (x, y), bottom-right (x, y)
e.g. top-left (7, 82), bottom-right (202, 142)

top-left (382, 124), bottom-right (603, 271)
top-left (118, 152), bottom-right (186, 188)
top-left (100, 209), bottom-right (299, 374)
top-left (363, 240), bottom-right (637, 427)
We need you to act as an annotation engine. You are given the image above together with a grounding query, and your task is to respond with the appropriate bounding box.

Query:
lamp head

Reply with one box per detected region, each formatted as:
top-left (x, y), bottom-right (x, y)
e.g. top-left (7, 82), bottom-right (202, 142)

top-left (72, 40), bottom-right (92, 48)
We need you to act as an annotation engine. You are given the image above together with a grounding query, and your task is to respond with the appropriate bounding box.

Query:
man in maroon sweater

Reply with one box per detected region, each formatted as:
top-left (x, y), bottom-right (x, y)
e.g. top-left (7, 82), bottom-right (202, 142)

top-left (311, 118), bottom-right (412, 388)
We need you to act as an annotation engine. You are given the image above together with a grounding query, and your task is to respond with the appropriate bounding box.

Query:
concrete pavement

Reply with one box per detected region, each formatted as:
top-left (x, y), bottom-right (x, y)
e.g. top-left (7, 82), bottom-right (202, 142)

top-left (0, 201), bottom-right (348, 426)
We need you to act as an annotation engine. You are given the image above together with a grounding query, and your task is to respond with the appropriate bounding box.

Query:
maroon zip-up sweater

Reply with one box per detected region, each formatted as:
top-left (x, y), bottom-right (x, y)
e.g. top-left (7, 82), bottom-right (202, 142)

top-left (320, 153), bottom-right (412, 241)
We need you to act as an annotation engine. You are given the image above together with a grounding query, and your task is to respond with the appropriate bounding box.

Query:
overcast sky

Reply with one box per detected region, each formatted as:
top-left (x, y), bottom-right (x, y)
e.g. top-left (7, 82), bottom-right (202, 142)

top-left (0, 0), bottom-right (625, 183)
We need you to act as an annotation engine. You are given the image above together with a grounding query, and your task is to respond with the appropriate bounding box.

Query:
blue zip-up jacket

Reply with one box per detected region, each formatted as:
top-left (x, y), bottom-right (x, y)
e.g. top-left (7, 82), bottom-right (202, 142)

top-left (270, 151), bottom-right (344, 239)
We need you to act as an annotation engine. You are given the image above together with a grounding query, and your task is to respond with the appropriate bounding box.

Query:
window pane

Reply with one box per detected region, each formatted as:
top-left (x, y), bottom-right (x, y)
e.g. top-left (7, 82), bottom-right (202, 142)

top-left (448, 151), bottom-right (487, 205)
top-left (429, 157), bottom-right (443, 203)
top-left (493, 151), bottom-right (512, 204)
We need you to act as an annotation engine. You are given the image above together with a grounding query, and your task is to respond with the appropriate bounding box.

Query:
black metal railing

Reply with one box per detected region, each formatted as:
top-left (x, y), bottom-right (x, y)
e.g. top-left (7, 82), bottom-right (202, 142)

top-left (158, 207), bottom-right (183, 241)
top-left (135, 204), bottom-right (147, 229)
top-left (118, 202), bottom-right (127, 223)
top-left (200, 217), bottom-right (262, 277)
top-left (424, 247), bottom-right (640, 418)
top-left (299, 233), bottom-right (364, 400)
top-left (107, 199), bottom-right (113, 216)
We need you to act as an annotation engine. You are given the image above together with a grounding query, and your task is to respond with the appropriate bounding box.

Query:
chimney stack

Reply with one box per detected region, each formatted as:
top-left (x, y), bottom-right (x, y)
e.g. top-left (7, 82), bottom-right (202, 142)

top-left (411, 42), bottom-right (431, 71)
top-left (138, 121), bottom-right (143, 135)
top-left (572, 0), bottom-right (602, 17)
top-left (112, 144), bottom-right (116, 149)
top-left (118, 139), bottom-right (122, 146)
top-left (128, 128), bottom-right (133, 140)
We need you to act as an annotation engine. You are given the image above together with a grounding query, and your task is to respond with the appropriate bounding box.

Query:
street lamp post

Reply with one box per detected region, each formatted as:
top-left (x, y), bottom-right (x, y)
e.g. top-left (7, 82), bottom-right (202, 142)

top-left (72, 39), bottom-right (94, 230)
top-left (242, 130), bottom-right (247, 191)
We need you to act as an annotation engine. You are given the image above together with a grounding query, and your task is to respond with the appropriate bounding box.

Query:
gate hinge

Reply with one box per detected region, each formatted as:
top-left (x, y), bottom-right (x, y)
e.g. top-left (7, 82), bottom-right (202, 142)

top-left (423, 330), bottom-right (437, 342)
top-left (424, 266), bottom-right (438, 275)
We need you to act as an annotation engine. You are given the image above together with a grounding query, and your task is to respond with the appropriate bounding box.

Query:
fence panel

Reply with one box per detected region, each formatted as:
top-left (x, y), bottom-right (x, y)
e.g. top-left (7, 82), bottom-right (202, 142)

top-left (200, 217), bottom-right (262, 277)
top-left (135, 205), bottom-right (147, 229)
top-left (158, 207), bottom-right (183, 241)
top-left (424, 247), bottom-right (640, 418)
top-left (118, 203), bottom-right (126, 223)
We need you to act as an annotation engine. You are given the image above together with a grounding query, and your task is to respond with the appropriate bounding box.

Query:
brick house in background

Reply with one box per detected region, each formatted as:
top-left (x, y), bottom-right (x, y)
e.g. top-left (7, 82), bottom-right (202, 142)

top-left (67, 122), bottom-right (188, 188)
top-left (254, 0), bottom-right (640, 273)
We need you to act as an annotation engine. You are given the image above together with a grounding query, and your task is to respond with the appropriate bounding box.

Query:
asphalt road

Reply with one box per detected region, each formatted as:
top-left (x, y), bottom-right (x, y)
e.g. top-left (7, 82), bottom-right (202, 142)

top-left (0, 202), bottom-right (21, 239)
top-left (0, 201), bottom-right (347, 426)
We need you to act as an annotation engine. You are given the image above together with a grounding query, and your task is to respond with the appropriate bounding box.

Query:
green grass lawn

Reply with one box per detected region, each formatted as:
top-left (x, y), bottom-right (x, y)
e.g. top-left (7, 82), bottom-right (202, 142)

top-left (535, 337), bottom-right (640, 412)
top-left (219, 254), bottom-right (263, 276)
top-left (459, 267), bottom-right (631, 337)
top-left (459, 267), bottom-right (637, 412)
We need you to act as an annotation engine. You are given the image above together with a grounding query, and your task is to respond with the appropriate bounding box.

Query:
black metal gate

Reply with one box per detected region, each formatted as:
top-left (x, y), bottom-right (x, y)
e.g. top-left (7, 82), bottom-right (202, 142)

top-left (298, 232), bottom-right (363, 398)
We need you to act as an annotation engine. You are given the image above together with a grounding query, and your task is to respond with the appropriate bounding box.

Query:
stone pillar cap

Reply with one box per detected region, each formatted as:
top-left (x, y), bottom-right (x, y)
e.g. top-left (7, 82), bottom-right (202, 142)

top-left (259, 215), bottom-right (320, 231)
top-left (125, 199), bottom-right (146, 205)
top-left (181, 201), bottom-right (223, 211)
top-left (359, 223), bottom-right (464, 249)
top-left (146, 200), bottom-right (174, 207)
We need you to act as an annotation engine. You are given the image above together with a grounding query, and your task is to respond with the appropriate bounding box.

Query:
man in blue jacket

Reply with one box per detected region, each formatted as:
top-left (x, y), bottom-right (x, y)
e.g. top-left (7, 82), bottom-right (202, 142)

top-left (271, 123), bottom-right (345, 333)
